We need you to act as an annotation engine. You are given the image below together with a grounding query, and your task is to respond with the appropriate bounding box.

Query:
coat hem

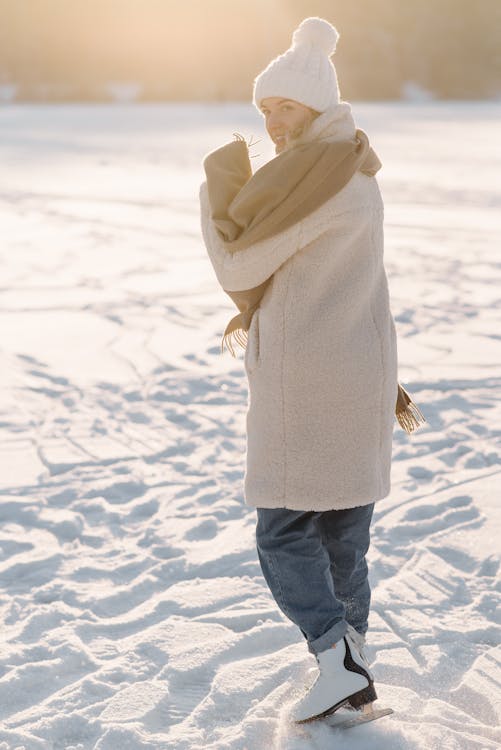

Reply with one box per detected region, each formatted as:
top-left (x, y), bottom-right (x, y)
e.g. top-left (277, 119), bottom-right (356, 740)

top-left (246, 484), bottom-right (391, 512)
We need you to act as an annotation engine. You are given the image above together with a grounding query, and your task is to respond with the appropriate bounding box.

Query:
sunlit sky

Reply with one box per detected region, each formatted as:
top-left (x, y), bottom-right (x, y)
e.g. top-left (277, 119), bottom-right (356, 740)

top-left (0, 0), bottom-right (498, 100)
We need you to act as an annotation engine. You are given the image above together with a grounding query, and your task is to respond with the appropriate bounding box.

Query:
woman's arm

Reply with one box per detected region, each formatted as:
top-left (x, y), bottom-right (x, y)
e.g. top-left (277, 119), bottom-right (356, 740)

top-left (200, 180), bottom-right (302, 291)
top-left (200, 178), bottom-right (375, 292)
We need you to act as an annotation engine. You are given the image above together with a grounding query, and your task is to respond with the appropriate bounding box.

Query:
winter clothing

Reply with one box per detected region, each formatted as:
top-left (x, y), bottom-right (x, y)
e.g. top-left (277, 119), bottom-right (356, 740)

top-left (202, 122), bottom-right (379, 253)
top-left (202, 115), bottom-right (380, 347)
top-left (200, 101), bottom-right (400, 510)
top-left (253, 17), bottom-right (341, 114)
top-left (201, 103), bottom-right (425, 437)
top-left (292, 636), bottom-right (376, 722)
top-left (255, 504), bottom-right (374, 653)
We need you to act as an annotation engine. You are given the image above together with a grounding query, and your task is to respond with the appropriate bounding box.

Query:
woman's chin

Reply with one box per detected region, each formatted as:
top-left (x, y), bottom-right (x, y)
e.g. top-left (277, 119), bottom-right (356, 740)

top-left (273, 136), bottom-right (287, 153)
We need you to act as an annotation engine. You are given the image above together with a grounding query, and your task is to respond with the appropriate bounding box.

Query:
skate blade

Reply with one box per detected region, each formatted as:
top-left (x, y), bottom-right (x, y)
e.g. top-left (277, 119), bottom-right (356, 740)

top-left (326, 705), bottom-right (394, 730)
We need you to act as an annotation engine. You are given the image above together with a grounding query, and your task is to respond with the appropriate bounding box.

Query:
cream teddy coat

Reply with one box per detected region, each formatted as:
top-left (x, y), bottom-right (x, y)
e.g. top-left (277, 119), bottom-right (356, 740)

top-left (199, 102), bottom-right (398, 511)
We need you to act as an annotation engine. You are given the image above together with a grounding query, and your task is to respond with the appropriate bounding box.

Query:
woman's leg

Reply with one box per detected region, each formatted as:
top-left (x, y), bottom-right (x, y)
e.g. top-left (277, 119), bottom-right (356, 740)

top-left (314, 503), bottom-right (375, 636)
top-left (255, 507), bottom-right (348, 654)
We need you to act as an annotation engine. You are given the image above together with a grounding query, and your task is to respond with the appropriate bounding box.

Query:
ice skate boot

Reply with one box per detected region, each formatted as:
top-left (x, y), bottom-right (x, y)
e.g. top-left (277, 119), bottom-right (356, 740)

top-left (293, 635), bottom-right (376, 723)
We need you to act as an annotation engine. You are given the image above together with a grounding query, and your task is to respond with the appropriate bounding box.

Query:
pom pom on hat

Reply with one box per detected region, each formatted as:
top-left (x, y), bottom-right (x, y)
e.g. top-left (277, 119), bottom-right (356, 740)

top-left (253, 16), bottom-right (341, 113)
top-left (292, 17), bottom-right (339, 56)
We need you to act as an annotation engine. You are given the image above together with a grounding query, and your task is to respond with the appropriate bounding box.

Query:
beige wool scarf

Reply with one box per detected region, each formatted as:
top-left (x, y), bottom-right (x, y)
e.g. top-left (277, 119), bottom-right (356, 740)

top-left (203, 130), bottom-right (426, 434)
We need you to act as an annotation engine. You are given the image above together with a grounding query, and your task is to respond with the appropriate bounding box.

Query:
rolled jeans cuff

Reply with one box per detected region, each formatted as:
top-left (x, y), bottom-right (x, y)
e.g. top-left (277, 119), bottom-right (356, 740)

top-left (307, 619), bottom-right (348, 655)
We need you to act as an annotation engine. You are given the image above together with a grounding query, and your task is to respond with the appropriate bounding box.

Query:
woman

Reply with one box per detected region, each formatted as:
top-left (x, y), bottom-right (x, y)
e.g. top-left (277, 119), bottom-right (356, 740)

top-left (199, 17), bottom-right (423, 723)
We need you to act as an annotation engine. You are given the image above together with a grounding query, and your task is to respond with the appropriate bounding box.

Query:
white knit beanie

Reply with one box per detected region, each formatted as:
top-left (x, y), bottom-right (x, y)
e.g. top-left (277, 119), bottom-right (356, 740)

top-left (253, 17), bottom-right (340, 113)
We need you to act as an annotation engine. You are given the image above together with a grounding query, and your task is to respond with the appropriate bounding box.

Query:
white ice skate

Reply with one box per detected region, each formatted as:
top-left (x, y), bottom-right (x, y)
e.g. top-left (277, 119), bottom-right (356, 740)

top-left (293, 635), bottom-right (376, 723)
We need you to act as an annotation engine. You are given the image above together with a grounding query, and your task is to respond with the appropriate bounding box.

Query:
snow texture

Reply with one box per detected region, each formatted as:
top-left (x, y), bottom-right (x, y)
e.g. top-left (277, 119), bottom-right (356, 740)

top-left (0, 101), bottom-right (500, 750)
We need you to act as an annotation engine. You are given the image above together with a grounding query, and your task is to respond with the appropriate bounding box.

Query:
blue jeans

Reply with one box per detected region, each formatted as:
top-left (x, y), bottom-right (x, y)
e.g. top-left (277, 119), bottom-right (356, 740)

top-left (256, 503), bottom-right (374, 655)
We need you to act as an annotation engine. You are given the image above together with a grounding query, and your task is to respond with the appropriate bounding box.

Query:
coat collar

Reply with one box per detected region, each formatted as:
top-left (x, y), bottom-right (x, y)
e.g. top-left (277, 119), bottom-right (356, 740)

top-left (285, 101), bottom-right (357, 150)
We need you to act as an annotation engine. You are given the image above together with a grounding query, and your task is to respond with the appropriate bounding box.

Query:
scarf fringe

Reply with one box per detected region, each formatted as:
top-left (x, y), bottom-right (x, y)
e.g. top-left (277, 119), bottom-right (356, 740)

top-left (395, 383), bottom-right (427, 434)
top-left (221, 327), bottom-right (248, 357)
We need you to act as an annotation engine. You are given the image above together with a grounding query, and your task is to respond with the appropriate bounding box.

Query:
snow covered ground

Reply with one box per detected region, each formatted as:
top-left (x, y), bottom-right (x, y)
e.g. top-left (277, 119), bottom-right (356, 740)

top-left (0, 101), bottom-right (500, 750)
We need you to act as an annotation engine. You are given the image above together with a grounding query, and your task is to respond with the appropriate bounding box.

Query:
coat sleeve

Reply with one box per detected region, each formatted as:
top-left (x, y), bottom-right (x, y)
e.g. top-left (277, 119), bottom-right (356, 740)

top-left (199, 179), bottom-right (369, 292)
top-left (199, 180), bottom-right (302, 292)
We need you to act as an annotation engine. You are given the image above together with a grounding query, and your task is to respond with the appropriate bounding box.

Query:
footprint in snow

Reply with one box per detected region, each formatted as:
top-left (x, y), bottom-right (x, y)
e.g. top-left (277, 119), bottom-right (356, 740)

top-left (376, 494), bottom-right (481, 547)
top-left (184, 517), bottom-right (219, 541)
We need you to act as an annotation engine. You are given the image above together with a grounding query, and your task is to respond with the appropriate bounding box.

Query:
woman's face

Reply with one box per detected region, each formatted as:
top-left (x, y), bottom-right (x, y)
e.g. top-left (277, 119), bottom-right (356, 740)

top-left (260, 97), bottom-right (320, 154)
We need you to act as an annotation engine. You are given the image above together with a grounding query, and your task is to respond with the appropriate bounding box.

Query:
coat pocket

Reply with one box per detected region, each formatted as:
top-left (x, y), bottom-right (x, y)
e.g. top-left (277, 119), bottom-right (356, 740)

top-left (244, 308), bottom-right (261, 374)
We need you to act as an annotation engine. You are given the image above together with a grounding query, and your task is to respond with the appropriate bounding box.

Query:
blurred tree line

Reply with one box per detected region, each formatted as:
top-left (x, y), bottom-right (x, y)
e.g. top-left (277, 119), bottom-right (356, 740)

top-left (0, 0), bottom-right (499, 102)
